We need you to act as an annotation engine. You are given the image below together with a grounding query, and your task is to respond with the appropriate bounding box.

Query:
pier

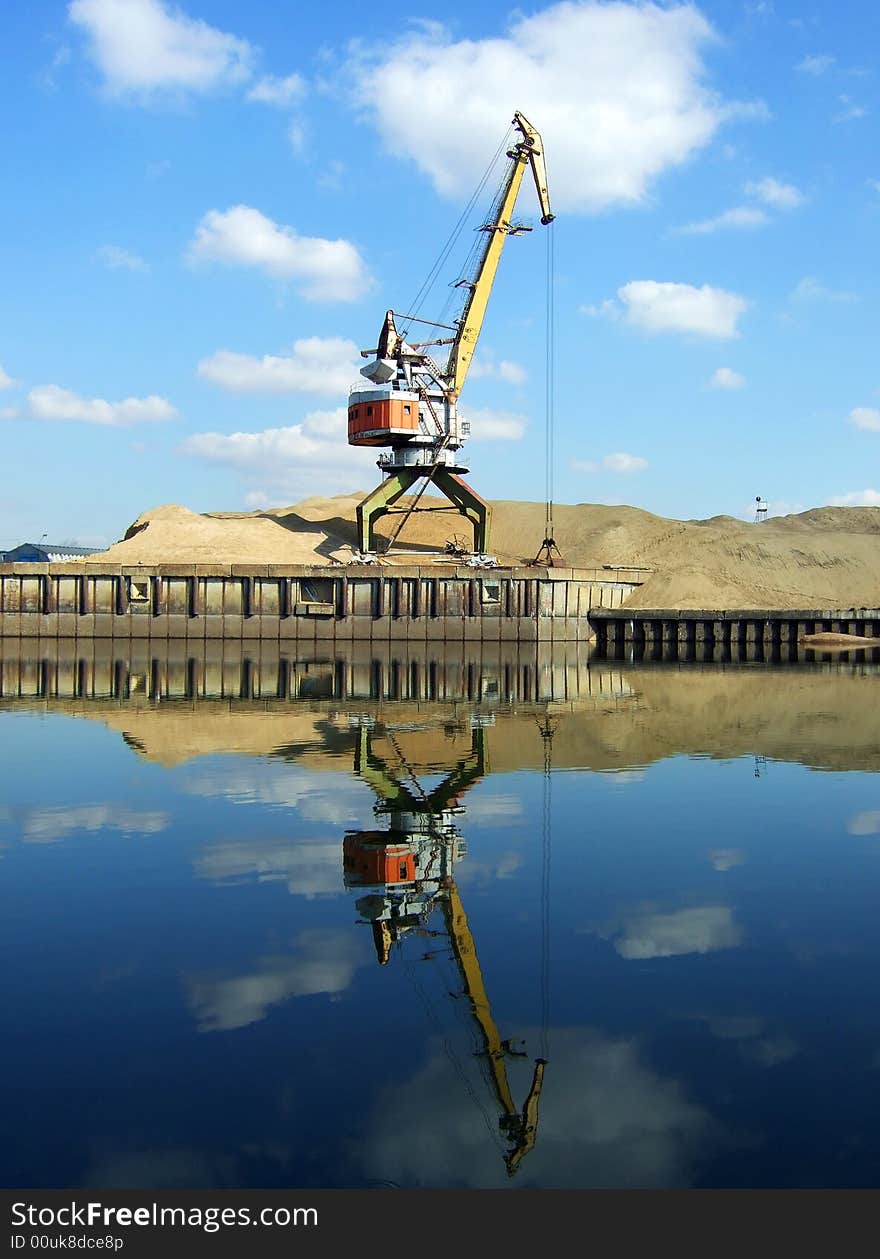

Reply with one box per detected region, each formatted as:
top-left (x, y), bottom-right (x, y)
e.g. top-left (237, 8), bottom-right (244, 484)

top-left (0, 562), bottom-right (641, 643)
top-left (3, 564), bottom-right (879, 660)
top-left (590, 607), bottom-right (880, 662)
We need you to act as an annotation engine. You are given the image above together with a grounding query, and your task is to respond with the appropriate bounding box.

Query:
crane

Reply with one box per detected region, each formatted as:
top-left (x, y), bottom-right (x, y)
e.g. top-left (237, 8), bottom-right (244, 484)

top-left (348, 112), bottom-right (555, 557)
top-left (343, 719), bottom-right (547, 1175)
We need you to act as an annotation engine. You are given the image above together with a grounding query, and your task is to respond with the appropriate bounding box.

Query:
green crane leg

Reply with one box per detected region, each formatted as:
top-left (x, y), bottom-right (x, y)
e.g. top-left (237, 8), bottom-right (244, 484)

top-left (356, 467), bottom-right (492, 555)
top-left (356, 468), bottom-right (421, 554)
top-left (433, 470), bottom-right (492, 555)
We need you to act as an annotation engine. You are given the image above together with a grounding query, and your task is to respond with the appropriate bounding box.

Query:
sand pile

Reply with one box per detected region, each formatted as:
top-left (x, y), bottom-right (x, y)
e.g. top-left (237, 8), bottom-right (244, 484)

top-left (91, 495), bottom-right (880, 611)
top-left (98, 503), bottom-right (359, 565)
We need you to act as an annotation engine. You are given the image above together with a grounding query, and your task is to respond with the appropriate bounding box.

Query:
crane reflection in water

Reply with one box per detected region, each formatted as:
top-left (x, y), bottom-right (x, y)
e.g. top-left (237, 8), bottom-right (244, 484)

top-left (342, 718), bottom-right (547, 1176)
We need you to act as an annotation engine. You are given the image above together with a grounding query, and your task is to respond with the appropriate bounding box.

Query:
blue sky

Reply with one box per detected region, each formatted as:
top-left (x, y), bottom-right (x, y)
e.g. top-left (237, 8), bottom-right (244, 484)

top-left (0, 0), bottom-right (878, 547)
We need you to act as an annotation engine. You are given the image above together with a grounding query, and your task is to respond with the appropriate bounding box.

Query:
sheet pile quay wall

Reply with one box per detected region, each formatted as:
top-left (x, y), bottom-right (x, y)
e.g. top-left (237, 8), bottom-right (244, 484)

top-left (0, 562), bottom-right (641, 643)
top-left (590, 607), bottom-right (880, 650)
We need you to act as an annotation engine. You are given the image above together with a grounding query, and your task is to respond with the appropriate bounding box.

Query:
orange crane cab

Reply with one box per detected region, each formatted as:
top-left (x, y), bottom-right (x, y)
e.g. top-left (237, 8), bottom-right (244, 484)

top-left (347, 391), bottom-right (422, 447)
top-left (343, 833), bottom-right (417, 885)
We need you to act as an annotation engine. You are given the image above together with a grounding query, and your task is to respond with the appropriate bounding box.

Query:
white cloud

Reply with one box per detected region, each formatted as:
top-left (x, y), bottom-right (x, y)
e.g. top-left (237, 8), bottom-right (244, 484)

top-left (187, 929), bottom-right (362, 1032)
top-left (0, 363), bottom-right (14, 389)
top-left (469, 354), bottom-right (527, 387)
top-left (740, 1034), bottom-right (799, 1067)
top-left (68, 0), bottom-right (254, 98)
top-left (95, 244), bottom-right (149, 272)
top-left (463, 796), bottom-right (523, 825)
top-left (195, 838), bottom-right (345, 899)
top-left (580, 298), bottom-right (621, 320)
top-left (710, 367), bottom-right (745, 390)
top-left (611, 905), bottom-right (742, 959)
top-left (287, 118), bottom-right (307, 154)
top-left (198, 337), bottom-right (361, 397)
top-left (496, 361), bottom-right (527, 386)
top-left (848, 811), bottom-right (880, 835)
top-left (318, 161), bottom-right (346, 192)
top-left (676, 206), bottom-right (769, 234)
top-left (246, 72), bottom-right (305, 107)
top-left (830, 489), bottom-right (880, 507)
top-left (184, 764), bottom-right (366, 827)
top-left (39, 44), bottom-right (72, 92)
top-left (698, 1013), bottom-right (798, 1067)
top-left (0, 406), bottom-right (19, 419)
top-left (182, 394), bottom-right (523, 500)
top-left (744, 176), bottom-right (805, 209)
top-left (574, 452), bottom-right (648, 474)
top-left (28, 384), bottom-right (177, 426)
top-left (848, 408), bottom-right (880, 432)
top-left (188, 205), bottom-right (370, 302)
top-left (675, 173), bottom-right (804, 236)
top-left (357, 1027), bottom-right (715, 1188)
top-left (352, 2), bottom-right (752, 214)
top-left (791, 276), bottom-right (857, 303)
top-left (181, 407), bottom-right (376, 497)
top-left (462, 406), bottom-right (527, 441)
top-left (183, 410), bottom-right (347, 469)
top-left (702, 1014), bottom-right (764, 1040)
top-left (708, 848), bottom-right (745, 871)
top-left (834, 95), bottom-right (867, 123)
top-left (796, 54), bottom-right (835, 75)
top-left (617, 280), bottom-right (748, 338)
top-left (22, 803), bottom-right (168, 843)
top-left (243, 490), bottom-right (274, 509)
top-left (457, 849), bottom-right (525, 885)
top-left (604, 452), bottom-right (648, 474)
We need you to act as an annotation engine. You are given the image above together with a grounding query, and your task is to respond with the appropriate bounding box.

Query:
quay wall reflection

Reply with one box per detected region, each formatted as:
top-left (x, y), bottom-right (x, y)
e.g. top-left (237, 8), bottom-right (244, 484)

top-left (1, 639), bottom-right (878, 774)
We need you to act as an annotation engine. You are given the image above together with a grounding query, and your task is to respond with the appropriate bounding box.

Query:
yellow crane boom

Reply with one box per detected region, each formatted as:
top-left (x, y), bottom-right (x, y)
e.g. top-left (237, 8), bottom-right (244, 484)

top-left (446, 111), bottom-right (555, 399)
top-left (450, 114), bottom-right (553, 397)
top-left (442, 880), bottom-right (546, 1176)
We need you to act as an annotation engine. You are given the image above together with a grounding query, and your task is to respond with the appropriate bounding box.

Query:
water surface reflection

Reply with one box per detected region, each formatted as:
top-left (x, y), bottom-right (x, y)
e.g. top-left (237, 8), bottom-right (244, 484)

top-left (2, 642), bottom-right (880, 1187)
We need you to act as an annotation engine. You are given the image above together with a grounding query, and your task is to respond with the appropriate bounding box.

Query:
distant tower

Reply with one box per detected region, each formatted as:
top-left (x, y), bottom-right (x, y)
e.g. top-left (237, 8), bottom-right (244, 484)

top-left (754, 496), bottom-right (768, 523)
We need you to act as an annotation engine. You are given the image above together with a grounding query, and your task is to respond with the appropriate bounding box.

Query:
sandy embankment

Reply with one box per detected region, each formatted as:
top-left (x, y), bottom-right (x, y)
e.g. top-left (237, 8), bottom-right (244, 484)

top-left (91, 496), bottom-right (880, 612)
top-left (28, 665), bottom-right (880, 774)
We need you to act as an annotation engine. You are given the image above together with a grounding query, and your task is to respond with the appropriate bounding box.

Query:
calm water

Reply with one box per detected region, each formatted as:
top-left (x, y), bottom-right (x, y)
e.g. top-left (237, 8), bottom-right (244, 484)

top-left (2, 643), bottom-right (880, 1189)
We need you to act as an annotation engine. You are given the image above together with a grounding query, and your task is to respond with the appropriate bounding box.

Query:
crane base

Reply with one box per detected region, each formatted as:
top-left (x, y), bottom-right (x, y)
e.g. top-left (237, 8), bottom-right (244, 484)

top-left (357, 468), bottom-right (492, 556)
